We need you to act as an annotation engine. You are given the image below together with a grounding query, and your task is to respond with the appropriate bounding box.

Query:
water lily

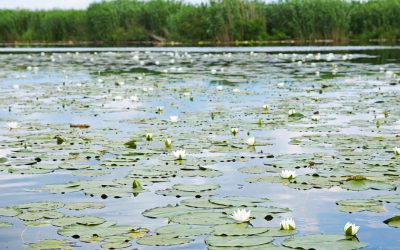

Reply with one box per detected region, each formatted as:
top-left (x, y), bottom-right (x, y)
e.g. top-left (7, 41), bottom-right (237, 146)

top-left (216, 85), bottom-right (223, 91)
top-left (145, 133), bottom-right (153, 141)
top-left (130, 95), bottom-right (139, 102)
top-left (344, 222), bottom-right (360, 236)
top-left (262, 104), bottom-right (270, 110)
top-left (311, 115), bottom-right (320, 121)
top-left (247, 137), bottom-right (256, 146)
top-left (13, 84), bottom-right (19, 89)
top-left (165, 138), bottom-right (172, 148)
top-left (132, 179), bottom-right (142, 189)
top-left (231, 209), bottom-right (251, 223)
top-left (7, 122), bottom-right (18, 130)
top-left (280, 218), bottom-right (296, 230)
top-left (233, 88), bottom-right (240, 93)
top-left (231, 127), bottom-right (238, 135)
top-left (170, 115), bottom-right (179, 123)
top-left (393, 147), bottom-right (400, 155)
top-left (156, 106), bottom-right (164, 112)
top-left (288, 109), bottom-right (296, 116)
top-left (173, 149), bottom-right (185, 160)
top-left (280, 170), bottom-right (296, 179)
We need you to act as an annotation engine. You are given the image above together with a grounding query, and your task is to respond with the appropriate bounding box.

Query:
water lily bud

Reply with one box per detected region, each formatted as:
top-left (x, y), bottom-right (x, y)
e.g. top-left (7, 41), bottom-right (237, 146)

top-left (344, 222), bottom-right (360, 236)
top-left (393, 147), bottom-right (400, 155)
top-left (231, 128), bottom-right (238, 135)
top-left (145, 133), bottom-right (153, 141)
top-left (156, 106), bottom-right (164, 112)
top-left (165, 138), bottom-right (172, 148)
top-left (132, 179), bottom-right (142, 189)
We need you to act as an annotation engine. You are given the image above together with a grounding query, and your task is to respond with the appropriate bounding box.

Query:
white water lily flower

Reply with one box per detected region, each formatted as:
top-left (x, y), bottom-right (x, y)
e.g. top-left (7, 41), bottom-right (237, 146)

top-left (231, 128), bottom-right (238, 135)
top-left (280, 170), bottom-right (296, 179)
top-left (288, 109), bottom-right (296, 116)
top-left (262, 104), bottom-right (270, 110)
top-left (173, 149), bottom-right (185, 160)
top-left (114, 95), bottom-right (123, 101)
top-left (277, 82), bottom-right (285, 88)
top-left (7, 122), bottom-right (18, 130)
top-left (13, 84), bottom-right (20, 89)
top-left (170, 116), bottom-right (179, 123)
top-left (344, 222), bottom-right (360, 236)
top-left (232, 88), bottom-right (240, 93)
top-left (165, 138), bottom-right (172, 148)
top-left (247, 137), bottom-right (256, 146)
top-left (280, 218), bottom-right (296, 230)
top-left (216, 85), bottom-right (223, 91)
top-left (130, 95), bottom-right (139, 102)
top-left (156, 106), bottom-right (164, 112)
top-left (393, 147), bottom-right (400, 155)
top-left (231, 209), bottom-right (251, 223)
top-left (311, 115), bottom-right (320, 121)
top-left (145, 133), bottom-right (153, 141)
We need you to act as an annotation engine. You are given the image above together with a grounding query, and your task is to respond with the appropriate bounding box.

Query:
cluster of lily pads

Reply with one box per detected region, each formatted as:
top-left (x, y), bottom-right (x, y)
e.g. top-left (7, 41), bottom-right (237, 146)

top-left (0, 49), bottom-right (399, 249)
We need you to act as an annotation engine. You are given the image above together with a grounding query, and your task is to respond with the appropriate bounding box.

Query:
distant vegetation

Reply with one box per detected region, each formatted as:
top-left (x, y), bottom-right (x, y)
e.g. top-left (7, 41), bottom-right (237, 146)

top-left (0, 0), bottom-right (400, 44)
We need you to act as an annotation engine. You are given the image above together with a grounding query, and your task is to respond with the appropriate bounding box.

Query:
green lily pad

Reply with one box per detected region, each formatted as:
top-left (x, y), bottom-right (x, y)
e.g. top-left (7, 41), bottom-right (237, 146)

top-left (27, 239), bottom-right (73, 250)
top-left (212, 223), bottom-right (269, 236)
top-left (181, 198), bottom-right (230, 209)
top-left (0, 221), bottom-right (13, 227)
top-left (0, 207), bottom-right (22, 217)
top-left (155, 224), bottom-right (212, 237)
top-left (51, 216), bottom-right (105, 227)
top-left (282, 234), bottom-right (368, 250)
top-left (64, 202), bottom-right (105, 210)
top-left (206, 234), bottom-right (273, 247)
top-left (171, 211), bottom-right (233, 225)
top-left (336, 199), bottom-right (385, 213)
top-left (372, 193), bottom-right (400, 203)
top-left (16, 201), bottom-right (64, 211)
top-left (143, 204), bottom-right (198, 219)
top-left (210, 196), bottom-right (268, 207)
top-left (383, 215), bottom-right (400, 228)
top-left (19, 211), bottom-right (64, 221)
top-left (137, 234), bottom-right (193, 246)
top-left (172, 183), bottom-right (220, 192)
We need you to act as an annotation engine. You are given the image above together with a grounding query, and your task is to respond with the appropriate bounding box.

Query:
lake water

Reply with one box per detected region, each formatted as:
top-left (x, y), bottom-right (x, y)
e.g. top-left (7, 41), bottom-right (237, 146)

top-left (0, 46), bottom-right (399, 250)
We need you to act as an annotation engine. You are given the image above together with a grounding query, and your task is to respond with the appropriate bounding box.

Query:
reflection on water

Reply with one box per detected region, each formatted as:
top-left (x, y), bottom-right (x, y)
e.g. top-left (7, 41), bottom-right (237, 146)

top-left (0, 46), bottom-right (399, 250)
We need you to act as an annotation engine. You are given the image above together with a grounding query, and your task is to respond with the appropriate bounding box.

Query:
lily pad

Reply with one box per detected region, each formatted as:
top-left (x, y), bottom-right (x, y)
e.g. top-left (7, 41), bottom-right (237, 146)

top-left (206, 234), bottom-right (273, 247)
top-left (282, 234), bottom-right (368, 249)
top-left (210, 196), bottom-right (268, 207)
top-left (137, 234), bottom-right (193, 246)
top-left (383, 215), bottom-right (400, 228)
top-left (0, 207), bottom-right (22, 217)
top-left (155, 224), bottom-right (212, 237)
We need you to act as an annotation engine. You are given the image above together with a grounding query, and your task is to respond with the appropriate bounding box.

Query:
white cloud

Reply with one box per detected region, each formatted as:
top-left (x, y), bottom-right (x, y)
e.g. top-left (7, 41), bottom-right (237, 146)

top-left (0, 0), bottom-right (102, 10)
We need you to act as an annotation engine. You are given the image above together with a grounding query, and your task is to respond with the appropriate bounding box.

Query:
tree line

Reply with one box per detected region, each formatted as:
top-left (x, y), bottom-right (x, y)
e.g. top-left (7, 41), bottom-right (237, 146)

top-left (0, 0), bottom-right (399, 44)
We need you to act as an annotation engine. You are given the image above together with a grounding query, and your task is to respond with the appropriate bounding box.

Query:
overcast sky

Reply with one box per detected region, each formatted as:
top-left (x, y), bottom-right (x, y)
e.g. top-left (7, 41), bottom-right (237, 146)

top-left (1, 0), bottom-right (273, 9)
top-left (0, 0), bottom-right (103, 9)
